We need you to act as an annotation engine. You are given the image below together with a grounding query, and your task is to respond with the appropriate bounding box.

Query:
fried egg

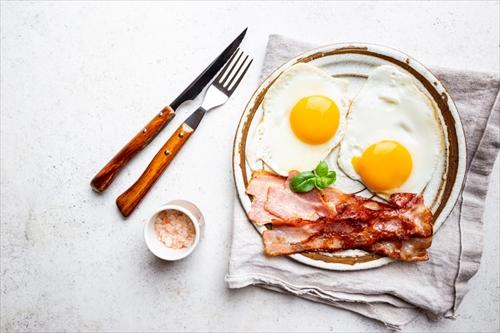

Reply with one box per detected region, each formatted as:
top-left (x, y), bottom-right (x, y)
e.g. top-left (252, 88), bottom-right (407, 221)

top-left (251, 63), bottom-right (350, 176)
top-left (337, 65), bottom-right (442, 196)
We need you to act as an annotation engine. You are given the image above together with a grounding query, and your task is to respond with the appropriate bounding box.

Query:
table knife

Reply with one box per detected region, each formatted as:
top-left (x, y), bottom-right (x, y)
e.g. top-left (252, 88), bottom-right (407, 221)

top-left (90, 28), bottom-right (247, 192)
top-left (116, 50), bottom-right (253, 217)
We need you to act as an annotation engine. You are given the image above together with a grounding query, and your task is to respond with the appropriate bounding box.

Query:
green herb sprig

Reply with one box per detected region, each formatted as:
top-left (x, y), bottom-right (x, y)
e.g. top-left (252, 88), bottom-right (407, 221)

top-left (290, 161), bottom-right (337, 193)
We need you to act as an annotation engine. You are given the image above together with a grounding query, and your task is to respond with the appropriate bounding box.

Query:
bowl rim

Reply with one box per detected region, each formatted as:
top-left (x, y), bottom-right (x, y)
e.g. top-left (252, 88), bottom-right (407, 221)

top-left (144, 204), bottom-right (201, 261)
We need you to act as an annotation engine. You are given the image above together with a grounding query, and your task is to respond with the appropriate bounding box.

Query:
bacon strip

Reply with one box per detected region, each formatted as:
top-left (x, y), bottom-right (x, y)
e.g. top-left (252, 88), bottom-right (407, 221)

top-left (246, 171), bottom-right (283, 225)
top-left (368, 237), bottom-right (432, 261)
top-left (246, 171), bottom-right (434, 261)
top-left (263, 194), bottom-right (433, 256)
top-left (265, 186), bottom-right (333, 221)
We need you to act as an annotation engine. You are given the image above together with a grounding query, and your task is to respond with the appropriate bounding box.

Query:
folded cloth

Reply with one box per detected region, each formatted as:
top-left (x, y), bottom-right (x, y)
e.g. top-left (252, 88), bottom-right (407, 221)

top-left (225, 35), bottom-right (500, 330)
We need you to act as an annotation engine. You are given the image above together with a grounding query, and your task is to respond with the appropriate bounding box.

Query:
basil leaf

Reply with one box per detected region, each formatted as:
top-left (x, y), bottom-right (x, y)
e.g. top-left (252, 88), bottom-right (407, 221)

top-left (290, 171), bottom-right (316, 193)
top-left (314, 177), bottom-right (326, 189)
top-left (290, 162), bottom-right (337, 193)
top-left (314, 161), bottom-right (329, 177)
top-left (327, 170), bottom-right (337, 183)
top-left (314, 176), bottom-right (334, 189)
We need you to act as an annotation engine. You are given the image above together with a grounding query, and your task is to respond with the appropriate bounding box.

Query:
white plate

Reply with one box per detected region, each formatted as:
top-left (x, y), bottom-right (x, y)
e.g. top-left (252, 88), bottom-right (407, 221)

top-left (232, 43), bottom-right (466, 271)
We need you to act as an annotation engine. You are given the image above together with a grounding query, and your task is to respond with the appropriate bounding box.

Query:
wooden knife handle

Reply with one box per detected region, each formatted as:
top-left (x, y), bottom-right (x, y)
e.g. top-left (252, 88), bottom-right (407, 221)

top-left (90, 106), bottom-right (176, 193)
top-left (116, 122), bottom-right (194, 217)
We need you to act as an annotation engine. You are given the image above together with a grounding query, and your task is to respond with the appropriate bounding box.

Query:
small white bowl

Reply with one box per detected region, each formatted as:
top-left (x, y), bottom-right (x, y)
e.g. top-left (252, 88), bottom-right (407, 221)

top-left (144, 200), bottom-right (204, 261)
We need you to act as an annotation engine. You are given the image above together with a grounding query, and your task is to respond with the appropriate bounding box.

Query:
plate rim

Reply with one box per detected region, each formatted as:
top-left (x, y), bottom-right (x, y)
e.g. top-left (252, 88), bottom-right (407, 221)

top-left (232, 42), bottom-right (467, 271)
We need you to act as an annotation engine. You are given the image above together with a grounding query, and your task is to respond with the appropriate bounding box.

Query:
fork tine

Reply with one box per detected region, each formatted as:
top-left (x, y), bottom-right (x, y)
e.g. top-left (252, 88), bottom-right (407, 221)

top-left (228, 57), bottom-right (253, 93)
top-left (226, 54), bottom-right (249, 89)
top-left (215, 48), bottom-right (239, 83)
top-left (219, 50), bottom-right (243, 85)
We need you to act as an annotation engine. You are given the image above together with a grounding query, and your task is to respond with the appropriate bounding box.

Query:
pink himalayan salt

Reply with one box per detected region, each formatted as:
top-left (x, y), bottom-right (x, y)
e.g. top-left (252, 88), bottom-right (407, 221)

top-left (154, 210), bottom-right (195, 249)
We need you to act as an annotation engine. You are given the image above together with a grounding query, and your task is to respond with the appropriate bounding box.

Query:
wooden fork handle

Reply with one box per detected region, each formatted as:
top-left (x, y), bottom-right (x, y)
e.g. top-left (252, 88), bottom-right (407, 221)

top-left (116, 122), bottom-right (195, 217)
top-left (90, 106), bottom-right (176, 193)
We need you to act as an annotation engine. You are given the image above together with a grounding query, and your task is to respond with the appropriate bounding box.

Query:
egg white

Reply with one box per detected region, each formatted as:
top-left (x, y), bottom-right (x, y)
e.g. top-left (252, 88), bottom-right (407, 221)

top-left (250, 63), bottom-right (350, 176)
top-left (337, 65), bottom-right (442, 196)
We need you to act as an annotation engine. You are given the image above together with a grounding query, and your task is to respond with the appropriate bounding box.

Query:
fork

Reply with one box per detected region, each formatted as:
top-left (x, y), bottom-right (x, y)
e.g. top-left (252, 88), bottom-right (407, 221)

top-left (116, 50), bottom-right (253, 217)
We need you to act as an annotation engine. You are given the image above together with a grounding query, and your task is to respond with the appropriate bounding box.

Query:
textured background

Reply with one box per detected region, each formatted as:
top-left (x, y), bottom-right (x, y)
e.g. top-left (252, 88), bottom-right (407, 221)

top-left (1, 1), bottom-right (498, 332)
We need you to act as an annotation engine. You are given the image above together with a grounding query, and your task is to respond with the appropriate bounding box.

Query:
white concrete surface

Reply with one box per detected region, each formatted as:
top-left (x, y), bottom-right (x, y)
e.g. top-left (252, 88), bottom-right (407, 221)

top-left (1, 1), bottom-right (498, 332)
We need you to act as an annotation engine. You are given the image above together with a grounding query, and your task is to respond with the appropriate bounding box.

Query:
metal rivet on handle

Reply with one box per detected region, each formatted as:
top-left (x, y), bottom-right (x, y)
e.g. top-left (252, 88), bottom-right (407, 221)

top-left (178, 132), bottom-right (184, 138)
top-left (159, 111), bottom-right (163, 117)
top-left (164, 150), bottom-right (171, 156)
top-left (142, 128), bottom-right (147, 133)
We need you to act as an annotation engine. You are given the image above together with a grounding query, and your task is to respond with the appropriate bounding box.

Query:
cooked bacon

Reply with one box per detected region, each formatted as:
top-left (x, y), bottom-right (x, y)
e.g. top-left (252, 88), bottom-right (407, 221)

top-left (246, 171), bottom-right (284, 198)
top-left (246, 171), bottom-right (284, 225)
top-left (246, 171), bottom-right (434, 261)
top-left (265, 187), bottom-right (333, 221)
top-left (368, 237), bottom-right (432, 261)
top-left (263, 195), bottom-right (433, 256)
top-left (321, 189), bottom-right (432, 236)
top-left (246, 170), bottom-right (334, 224)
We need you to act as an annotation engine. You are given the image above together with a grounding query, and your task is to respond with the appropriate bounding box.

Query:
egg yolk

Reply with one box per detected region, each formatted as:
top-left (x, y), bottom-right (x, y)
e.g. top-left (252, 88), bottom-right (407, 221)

top-left (289, 95), bottom-right (340, 145)
top-left (352, 140), bottom-right (412, 192)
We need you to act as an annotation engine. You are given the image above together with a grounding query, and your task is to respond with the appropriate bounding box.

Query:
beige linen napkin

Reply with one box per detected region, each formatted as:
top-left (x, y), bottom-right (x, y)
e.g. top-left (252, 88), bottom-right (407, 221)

top-left (226, 35), bottom-right (500, 330)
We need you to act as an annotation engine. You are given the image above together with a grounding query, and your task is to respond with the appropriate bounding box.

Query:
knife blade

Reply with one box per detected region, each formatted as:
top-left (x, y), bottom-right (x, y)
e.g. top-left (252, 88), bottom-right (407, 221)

top-left (116, 50), bottom-right (253, 217)
top-left (90, 28), bottom-right (247, 192)
top-left (170, 28), bottom-right (247, 109)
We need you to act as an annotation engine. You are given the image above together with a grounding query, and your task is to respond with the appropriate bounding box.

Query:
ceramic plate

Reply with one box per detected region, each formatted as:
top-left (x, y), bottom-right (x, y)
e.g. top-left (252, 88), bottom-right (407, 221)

top-left (232, 43), bottom-right (466, 270)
